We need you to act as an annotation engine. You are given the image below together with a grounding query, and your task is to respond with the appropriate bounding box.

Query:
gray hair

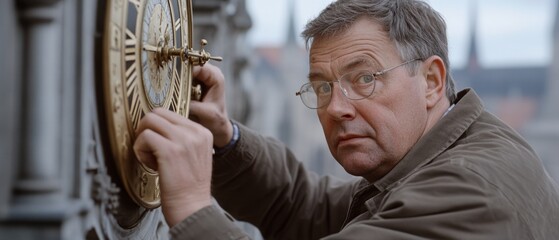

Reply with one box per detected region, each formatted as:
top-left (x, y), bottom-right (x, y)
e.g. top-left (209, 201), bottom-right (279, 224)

top-left (302, 0), bottom-right (456, 103)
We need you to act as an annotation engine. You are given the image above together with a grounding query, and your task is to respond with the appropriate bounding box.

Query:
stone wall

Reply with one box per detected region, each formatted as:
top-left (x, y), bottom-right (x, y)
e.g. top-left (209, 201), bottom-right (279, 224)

top-left (0, 0), bottom-right (252, 239)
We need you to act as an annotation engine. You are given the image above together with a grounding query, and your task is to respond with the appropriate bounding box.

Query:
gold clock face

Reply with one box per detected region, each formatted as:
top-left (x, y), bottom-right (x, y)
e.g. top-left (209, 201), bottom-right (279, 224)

top-left (101, 0), bottom-right (194, 209)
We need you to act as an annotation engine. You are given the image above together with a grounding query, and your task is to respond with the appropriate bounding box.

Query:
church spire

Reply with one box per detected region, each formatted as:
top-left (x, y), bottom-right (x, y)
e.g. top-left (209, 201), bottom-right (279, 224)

top-left (467, 0), bottom-right (480, 72)
top-left (285, 0), bottom-right (297, 46)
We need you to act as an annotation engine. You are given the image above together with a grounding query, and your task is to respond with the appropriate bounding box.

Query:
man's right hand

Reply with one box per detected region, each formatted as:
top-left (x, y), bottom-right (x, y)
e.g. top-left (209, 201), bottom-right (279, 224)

top-left (189, 63), bottom-right (234, 148)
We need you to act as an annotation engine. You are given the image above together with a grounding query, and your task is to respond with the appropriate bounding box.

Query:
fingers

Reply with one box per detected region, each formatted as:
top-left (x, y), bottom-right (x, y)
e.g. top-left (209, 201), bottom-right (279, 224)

top-left (135, 110), bottom-right (174, 140)
top-left (136, 108), bottom-right (215, 148)
top-left (133, 128), bottom-right (170, 171)
top-left (134, 108), bottom-right (215, 173)
top-left (134, 108), bottom-right (201, 169)
top-left (136, 108), bottom-right (190, 139)
top-left (190, 101), bottom-right (233, 147)
top-left (192, 63), bottom-right (225, 90)
top-left (151, 107), bottom-right (189, 126)
top-left (189, 64), bottom-right (225, 119)
top-left (190, 64), bottom-right (232, 147)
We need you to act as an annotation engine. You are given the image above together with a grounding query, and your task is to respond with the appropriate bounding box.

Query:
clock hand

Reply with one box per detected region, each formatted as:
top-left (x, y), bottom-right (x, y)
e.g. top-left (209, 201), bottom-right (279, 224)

top-left (163, 24), bottom-right (170, 44)
top-left (143, 43), bottom-right (158, 52)
top-left (159, 11), bottom-right (163, 32)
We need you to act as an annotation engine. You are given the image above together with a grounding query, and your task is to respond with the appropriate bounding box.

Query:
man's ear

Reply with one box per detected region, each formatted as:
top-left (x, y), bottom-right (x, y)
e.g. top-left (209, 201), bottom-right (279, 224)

top-left (422, 56), bottom-right (446, 109)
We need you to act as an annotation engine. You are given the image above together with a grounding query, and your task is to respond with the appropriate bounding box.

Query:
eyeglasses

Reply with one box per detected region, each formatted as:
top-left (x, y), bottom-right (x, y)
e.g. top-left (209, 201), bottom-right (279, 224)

top-left (296, 59), bottom-right (420, 109)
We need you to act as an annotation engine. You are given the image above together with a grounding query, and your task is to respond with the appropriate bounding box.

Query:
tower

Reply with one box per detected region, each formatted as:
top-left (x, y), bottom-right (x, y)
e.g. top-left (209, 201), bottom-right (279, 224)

top-left (542, 0), bottom-right (559, 120)
top-left (467, 0), bottom-right (480, 73)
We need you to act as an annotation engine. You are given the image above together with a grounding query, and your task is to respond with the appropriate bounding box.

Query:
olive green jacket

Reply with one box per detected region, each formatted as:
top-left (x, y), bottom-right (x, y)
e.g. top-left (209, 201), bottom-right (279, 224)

top-left (170, 89), bottom-right (559, 239)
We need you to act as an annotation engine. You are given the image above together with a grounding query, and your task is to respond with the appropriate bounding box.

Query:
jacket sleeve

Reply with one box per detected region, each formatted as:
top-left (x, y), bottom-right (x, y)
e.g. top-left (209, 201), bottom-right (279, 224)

top-left (169, 205), bottom-right (251, 240)
top-left (211, 122), bottom-right (357, 240)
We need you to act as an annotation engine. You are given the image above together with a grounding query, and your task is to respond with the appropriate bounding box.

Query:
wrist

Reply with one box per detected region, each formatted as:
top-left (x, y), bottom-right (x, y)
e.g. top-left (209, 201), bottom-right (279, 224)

top-left (164, 192), bottom-right (212, 227)
top-left (213, 120), bottom-right (234, 148)
top-left (161, 184), bottom-right (212, 227)
top-left (214, 121), bottom-right (239, 155)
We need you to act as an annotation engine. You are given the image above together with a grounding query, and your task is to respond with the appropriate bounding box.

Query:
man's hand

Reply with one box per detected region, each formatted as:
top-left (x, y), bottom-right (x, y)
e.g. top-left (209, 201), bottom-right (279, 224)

top-left (190, 63), bottom-right (233, 148)
top-left (133, 108), bottom-right (213, 227)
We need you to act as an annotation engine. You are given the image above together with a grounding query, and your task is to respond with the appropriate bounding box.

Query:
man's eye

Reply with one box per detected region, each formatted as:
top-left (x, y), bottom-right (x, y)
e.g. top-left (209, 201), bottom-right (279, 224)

top-left (314, 83), bottom-right (331, 95)
top-left (355, 74), bottom-right (374, 85)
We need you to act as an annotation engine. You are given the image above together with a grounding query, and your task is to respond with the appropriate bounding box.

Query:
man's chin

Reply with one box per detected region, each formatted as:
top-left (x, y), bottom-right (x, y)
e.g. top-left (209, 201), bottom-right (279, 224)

top-left (338, 158), bottom-right (375, 176)
top-left (336, 153), bottom-right (388, 180)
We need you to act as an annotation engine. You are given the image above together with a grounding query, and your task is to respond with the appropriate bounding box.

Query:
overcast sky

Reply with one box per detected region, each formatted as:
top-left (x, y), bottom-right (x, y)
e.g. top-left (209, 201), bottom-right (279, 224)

top-left (245, 0), bottom-right (557, 68)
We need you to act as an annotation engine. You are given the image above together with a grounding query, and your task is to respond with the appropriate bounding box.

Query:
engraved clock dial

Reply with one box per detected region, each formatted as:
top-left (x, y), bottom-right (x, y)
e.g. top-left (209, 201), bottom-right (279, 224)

top-left (140, 0), bottom-right (174, 107)
top-left (100, 0), bottom-right (193, 209)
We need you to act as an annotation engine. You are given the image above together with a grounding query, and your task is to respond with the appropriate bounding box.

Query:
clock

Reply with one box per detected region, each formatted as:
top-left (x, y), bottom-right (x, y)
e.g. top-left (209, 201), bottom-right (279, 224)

top-left (99, 0), bottom-right (221, 209)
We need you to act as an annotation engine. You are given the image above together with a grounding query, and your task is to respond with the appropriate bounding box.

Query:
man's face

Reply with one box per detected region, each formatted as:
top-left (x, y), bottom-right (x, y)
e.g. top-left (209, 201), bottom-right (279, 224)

top-left (309, 18), bottom-right (429, 182)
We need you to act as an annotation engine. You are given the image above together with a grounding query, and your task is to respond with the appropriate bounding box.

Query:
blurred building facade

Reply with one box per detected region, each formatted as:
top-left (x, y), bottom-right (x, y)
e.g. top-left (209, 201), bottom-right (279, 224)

top-left (246, 1), bottom-right (559, 183)
top-left (453, 2), bottom-right (559, 182)
top-left (523, 1), bottom-right (559, 183)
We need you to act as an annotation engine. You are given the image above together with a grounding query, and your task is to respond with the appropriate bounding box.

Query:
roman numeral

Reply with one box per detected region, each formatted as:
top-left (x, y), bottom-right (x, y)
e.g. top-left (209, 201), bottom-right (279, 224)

top-left (129, 89), bottom-right (143, 129)
top-left (169, 69), bottom-right (181, 111)
top-left (124, 29), bottom-right (137, 62)
top-left (126, 64), bottom-right (138, 96)
top-left (175, 18), bottom-right (181, 32)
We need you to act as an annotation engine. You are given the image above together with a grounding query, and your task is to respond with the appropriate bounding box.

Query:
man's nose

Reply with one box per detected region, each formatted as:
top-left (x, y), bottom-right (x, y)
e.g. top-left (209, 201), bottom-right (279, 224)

top-left (324, 84), bottom-right (355, 120)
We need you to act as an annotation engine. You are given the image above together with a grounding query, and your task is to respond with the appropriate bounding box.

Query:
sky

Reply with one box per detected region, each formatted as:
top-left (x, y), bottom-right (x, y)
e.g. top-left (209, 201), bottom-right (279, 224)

top-left (245, 0), bottom-right (557, 68)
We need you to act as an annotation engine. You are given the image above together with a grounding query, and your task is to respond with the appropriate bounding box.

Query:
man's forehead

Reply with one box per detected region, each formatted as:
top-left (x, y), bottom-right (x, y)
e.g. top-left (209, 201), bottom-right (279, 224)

top-left (337, 57), bottom-right (377, 71)
top-left (308, 55), bottom-right (379, 80)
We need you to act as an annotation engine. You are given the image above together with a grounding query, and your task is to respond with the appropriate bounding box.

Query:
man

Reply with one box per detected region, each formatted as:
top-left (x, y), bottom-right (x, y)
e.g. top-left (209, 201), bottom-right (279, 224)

top-left (134, 0), bottom-right (559, 239)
